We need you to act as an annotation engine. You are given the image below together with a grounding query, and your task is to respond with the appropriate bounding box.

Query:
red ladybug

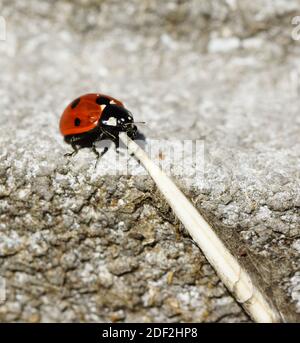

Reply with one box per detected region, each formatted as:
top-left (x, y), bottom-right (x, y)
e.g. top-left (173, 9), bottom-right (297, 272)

top-left (59, 93), bottom-right (138, 159)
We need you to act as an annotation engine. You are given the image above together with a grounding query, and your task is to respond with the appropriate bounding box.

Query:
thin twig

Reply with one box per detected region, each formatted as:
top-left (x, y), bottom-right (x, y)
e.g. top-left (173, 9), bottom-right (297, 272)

top-left (119, 132), bottom-right (282, 323)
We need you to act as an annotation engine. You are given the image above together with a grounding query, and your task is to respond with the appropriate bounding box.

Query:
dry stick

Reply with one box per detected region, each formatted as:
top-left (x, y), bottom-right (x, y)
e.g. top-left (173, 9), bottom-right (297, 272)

top-left (119, 132), bottom-right (282, 323)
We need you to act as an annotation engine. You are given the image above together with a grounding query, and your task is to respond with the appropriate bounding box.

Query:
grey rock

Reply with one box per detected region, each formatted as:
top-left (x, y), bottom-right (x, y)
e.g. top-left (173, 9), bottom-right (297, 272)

top-left (108, 258), bottom-right (139, 276)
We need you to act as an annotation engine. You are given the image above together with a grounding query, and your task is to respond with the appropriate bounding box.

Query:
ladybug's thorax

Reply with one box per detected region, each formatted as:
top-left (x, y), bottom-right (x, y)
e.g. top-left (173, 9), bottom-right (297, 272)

top-left (100, 104), bottom-right (137, 139)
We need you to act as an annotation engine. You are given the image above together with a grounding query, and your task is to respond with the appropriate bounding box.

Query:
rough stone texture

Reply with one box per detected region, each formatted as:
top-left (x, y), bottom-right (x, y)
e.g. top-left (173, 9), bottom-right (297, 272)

top-left (0, 0), bottom-right (299, 322)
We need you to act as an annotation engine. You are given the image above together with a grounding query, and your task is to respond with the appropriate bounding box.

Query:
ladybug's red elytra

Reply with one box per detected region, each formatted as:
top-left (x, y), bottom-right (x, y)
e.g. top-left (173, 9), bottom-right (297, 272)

top-left (59, 93), bottom-right (138, 159)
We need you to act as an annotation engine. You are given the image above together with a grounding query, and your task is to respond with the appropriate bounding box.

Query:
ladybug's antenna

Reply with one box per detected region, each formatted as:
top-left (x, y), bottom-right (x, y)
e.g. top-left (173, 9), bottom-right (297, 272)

top-left (124, 121), bottom-right (146, 126)
top-left (119, 132), bottom-right (282, 324)
top-left (124, 121), bottom-right (147, 128)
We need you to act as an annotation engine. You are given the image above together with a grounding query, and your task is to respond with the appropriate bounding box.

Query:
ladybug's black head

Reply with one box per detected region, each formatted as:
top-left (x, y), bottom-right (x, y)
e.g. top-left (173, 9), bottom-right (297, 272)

top-left (100, 104), bottom-right (137, 140)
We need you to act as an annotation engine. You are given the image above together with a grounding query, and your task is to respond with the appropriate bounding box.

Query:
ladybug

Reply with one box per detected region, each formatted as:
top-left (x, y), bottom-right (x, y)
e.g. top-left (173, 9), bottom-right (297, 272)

top-left (59, 93), bottom-right (138, 159)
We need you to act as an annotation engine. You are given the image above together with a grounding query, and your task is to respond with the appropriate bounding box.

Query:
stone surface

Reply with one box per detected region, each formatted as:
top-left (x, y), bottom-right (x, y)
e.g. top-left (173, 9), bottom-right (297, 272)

top-left (0, 0), bottom-right (299, 322)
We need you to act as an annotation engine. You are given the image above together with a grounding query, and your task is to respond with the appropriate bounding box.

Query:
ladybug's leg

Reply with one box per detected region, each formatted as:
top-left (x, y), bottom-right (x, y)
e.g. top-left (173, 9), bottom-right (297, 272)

top-left (91, 144), bottom-right (100, 160)
top-left (92, 144), bottom-right (109, 160)
top-left (114, 138), bottom-right (127, 157)
top-left (114, 138), bottom-right (120, 152)
top-left (100, 146), bottom-right (109, 156)
top-left (92, 143), bottom-right (109, 168)
top-left (64, 143), bottom-right (79, 158)
top-left (100, 127), bottom-right (117, 141)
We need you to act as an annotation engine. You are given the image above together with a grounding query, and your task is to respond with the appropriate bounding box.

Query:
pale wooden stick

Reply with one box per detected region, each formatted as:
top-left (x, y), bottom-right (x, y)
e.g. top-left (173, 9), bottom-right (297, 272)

top-left (119, 132), bottom-right (282, 323)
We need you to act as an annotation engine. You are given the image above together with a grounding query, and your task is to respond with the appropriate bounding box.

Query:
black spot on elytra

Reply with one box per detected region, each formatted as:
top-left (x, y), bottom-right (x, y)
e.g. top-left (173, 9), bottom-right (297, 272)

top-left (71, 98), bottom-right (80, 109)
top-left (74, 118), bottom-right (81, 126)
top-left (96, 96), bottom-right (110, 105)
